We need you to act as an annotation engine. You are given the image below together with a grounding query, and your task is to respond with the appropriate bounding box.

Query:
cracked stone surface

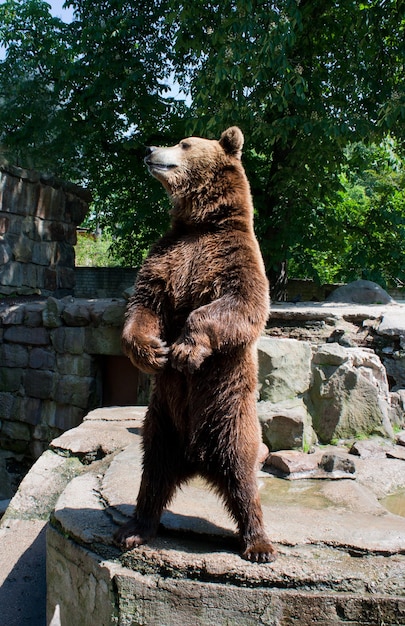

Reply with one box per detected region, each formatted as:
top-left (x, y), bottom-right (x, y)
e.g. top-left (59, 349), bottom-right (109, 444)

top-left (28, 406), bottom-right (405, 559)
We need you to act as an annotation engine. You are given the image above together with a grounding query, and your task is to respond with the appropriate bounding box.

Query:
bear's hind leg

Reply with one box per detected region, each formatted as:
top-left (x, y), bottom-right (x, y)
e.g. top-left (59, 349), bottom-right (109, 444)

top-left (113, 469), bottom-right (178, 551)
top-left (114, 406), bottom-right (185, 551)
top-left (222, 469), bottom-right (278, 563)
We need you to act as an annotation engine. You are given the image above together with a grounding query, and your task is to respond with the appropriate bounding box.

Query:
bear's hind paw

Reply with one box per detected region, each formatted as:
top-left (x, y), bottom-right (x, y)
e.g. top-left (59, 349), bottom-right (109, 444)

top-left (113, 520), bottom-right (153, 552)
top-left (242, 538), bottom-right (278, 564)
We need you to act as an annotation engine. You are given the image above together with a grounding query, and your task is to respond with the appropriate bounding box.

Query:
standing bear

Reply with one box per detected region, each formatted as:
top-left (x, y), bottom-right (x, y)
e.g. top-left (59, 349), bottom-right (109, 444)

top-left (114, 126), bottom-right (276, 562)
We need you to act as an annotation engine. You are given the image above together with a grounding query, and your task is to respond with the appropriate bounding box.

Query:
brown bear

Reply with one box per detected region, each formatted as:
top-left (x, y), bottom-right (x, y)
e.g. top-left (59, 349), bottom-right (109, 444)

top-left (114, 126), bottom-right (277, 562)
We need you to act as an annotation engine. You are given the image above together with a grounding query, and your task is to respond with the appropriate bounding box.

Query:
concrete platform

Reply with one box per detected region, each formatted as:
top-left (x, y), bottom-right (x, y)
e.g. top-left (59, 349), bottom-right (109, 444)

top-left (2, 406), bottom-right (405, 625)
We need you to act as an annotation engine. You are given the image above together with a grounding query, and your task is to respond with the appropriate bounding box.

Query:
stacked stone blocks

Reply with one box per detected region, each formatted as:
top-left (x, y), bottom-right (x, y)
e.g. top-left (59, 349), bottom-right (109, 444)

top-left (0, 297), bottom-right (126, 458)
top-left (0, 164), bottom-right (90, 297)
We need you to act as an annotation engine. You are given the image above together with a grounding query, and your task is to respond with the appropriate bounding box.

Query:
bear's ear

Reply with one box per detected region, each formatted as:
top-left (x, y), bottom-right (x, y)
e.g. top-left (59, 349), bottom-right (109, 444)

top-left (219, 126), bottom-right (244, 158)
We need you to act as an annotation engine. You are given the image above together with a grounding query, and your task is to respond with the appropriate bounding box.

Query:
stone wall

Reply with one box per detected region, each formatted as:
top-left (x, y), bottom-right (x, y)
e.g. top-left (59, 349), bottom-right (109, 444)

top-left (0, 297), bottom-right (148, 461)
top-left (259, 304), bottom-right (405, 450)
top-left (0, 164), bottom-right (90, 297)
top-left (72, 271), bottom-right (405, 302)
top-left (1, 296), bottom-right (404, 473)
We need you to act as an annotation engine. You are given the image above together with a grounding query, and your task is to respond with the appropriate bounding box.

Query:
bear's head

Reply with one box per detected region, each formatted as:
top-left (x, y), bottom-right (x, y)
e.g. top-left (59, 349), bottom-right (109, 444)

top-left (144, 127), bottom-right (244, 196)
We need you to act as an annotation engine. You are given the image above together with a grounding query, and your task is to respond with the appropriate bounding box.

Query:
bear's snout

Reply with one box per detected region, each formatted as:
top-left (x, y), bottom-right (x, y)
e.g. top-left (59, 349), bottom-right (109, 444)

top-left (144, 145), bottom-right (179, 178)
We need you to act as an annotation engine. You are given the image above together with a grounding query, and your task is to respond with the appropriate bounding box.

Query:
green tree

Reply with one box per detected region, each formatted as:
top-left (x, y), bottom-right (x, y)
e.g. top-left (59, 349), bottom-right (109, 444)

top-left (75, 229), bottom-right (119, 267)
top-left (0, 1), bottom-right (404, 292)
top-left (0, 0), bottom-right (182, 265)
top-left (171, 0), bottom-right (405, 296)
top-left (288, 137), bottom-right (405, 287)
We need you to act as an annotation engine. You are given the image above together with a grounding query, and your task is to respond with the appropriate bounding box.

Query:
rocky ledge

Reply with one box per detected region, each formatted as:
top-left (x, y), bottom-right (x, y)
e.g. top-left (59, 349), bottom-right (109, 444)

top-left (1, 406), bottom-right (405, 625)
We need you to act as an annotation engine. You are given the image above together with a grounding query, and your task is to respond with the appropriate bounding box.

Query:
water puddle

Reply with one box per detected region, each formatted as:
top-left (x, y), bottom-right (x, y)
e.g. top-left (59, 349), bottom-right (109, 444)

top-left (380, 489), bottom-right (405, 517)
top-left (259, 476), bottom-right (333, 510)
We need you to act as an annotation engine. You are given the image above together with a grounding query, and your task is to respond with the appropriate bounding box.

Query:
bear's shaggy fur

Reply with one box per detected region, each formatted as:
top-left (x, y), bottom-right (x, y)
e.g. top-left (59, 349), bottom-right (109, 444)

top-left (114, 127), bottom-right (276, 562)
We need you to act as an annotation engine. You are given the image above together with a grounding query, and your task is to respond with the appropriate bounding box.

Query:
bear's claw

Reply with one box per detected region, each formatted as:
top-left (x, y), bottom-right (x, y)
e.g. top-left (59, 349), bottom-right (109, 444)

top-left (242, 539), bottom-right (278, 564)
top-left (113, 519), bottom-right (155, 551)
top-left (170, 341), bottom-right (211, 373)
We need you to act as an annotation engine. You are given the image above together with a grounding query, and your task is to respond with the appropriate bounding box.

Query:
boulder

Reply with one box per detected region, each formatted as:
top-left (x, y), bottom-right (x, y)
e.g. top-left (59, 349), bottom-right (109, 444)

top-left (265, 449), bottom-right (356, 479)
top-left (326, 279), bottom-right (394, 304)
top-left (386, 447), bottom-right (405, 461)
top-left (389, 391), bottom-right (405, 428)
top-left (258, 397), bottom-right (317, 452)
top-left (310, 344), bottom-right (394, 443)
top-left (257, 336), bottom-right (312, 402)
top-left (397, 431), bottom-right (405, 447)
top-left (319, 453), bottom-right (355, 474)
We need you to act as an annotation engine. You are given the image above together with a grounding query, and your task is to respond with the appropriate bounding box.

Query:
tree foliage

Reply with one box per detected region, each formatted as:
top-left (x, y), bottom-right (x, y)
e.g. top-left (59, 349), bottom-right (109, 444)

top-left (288, 137), bottom-right (405, 287)
top-left (0, 0), bottom-right (404, 294)
top-left (0, 0), bottom-right (180, 265)
top-left (171, 0), bottom-right (405, 295)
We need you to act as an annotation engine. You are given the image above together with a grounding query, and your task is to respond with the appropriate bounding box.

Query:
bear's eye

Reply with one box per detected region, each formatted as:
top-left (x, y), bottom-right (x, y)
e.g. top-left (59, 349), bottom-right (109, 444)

top-left (181, 141), bottom-right (191, 150)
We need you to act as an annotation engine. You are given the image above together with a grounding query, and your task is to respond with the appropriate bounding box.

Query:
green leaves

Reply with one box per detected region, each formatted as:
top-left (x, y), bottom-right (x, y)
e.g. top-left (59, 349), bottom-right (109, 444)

top-left (0, 0), bottom-right (403, 286)
top-left (289, 138), bottom-right (405, 287)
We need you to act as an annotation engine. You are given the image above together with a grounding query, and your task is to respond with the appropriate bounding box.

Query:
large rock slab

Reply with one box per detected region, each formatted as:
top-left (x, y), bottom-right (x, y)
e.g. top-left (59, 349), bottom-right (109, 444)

top-left (378, 310), bottom-right (405, 348)
top-left (46, 409), bottom-right (405, 625)
top-left (3, 407), bottom-right (405, 626)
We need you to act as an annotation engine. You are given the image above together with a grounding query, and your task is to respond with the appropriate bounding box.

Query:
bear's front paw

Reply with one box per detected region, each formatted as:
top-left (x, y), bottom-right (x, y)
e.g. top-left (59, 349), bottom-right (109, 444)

top-left (171, 340), bottom-right (212, 373)
top-left (122, 334), bottom-right (169, 373)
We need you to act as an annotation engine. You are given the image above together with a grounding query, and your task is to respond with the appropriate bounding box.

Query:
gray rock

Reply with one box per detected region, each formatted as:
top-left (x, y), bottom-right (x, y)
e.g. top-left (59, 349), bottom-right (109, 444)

top-left (397, 431), bottom-right (405, 447)
top-left (257, 336), bottom-right (312, 402)
top-left (386, 447), bottom-right (405, 461)
top-left (101, 300), bottom-right (126, 326)
top-left (266, 450), bottom-right (321, 475)
top-left (390, 391), bottom-right (405, 427)
top-left (84, 327), bottom-right (122, 355)
top-left (311, 346), bottom-right (394, 443)
top-left (51, 327), bottom-right (86, 355)
top-left (326, 280), bottom-right (394, 304)
top-left (53, 375), bottom-right (95, 409)
top-left (24, 303), bottom-right (45, 327)
top-left (0, 393), bottom-right (15, 420)
top-left (349, 440), bottom-right (390, 459)
top-left (378, 311), bottom-right (405, 348)
top-left (3, 326), bottom-right (50, 346)
top-left (312, 342), bottom-right (348, 366)
top-left (0, 344), bottom-right (29, 368)
top-left (42, 297), bottom-right (64, 328)
top-left (62, 302), bottom-right (91, 327)
top-left (0, 498), bottom-right (10, 518)
top-left (1, 421), bottom-right (31, 442)
top-left (29, 347), bottom-right (56, 370)
top-left (319, 453), bottom-right (356, 474)
top-left (24, 370), bottom-right (54, 400)
top-left (258, 398), bottom-right (316, 451)
top-left (0, 367), bottom-right (24, 393)
top-left (383, 353), bottom-right (405, 389)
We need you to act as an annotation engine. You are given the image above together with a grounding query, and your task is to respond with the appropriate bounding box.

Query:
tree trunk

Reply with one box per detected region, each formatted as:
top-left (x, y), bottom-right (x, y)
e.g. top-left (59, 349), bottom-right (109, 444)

top-left (268, 259), bottom-right (288, 302)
